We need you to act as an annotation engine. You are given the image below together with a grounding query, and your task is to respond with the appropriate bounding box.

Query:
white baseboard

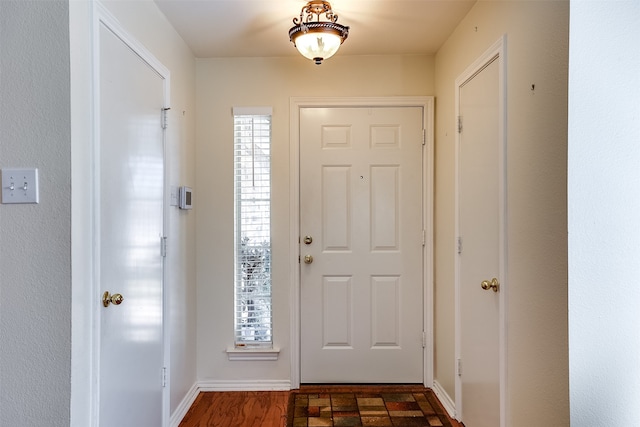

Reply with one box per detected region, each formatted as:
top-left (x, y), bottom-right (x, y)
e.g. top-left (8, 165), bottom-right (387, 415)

top-left (432, 380), bottom-right (458, 420)
top-left (170, 382), bottom-right (200, 427)
top-left (171, 379), bottom-right (452, 426)
top-left (198, 379), bottom-right (292, 392)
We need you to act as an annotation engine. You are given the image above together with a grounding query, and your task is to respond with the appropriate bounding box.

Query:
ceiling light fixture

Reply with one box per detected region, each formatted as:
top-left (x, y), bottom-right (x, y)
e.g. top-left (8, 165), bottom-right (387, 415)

top-left (289, 0), bottom-right (349, 65)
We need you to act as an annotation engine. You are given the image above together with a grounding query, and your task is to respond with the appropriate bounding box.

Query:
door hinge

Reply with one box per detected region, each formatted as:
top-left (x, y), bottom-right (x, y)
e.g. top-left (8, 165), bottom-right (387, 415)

top-left (162, 107), bottom-right (170, 129)
top-left (457, 237), bottom-right (462, 254)
top-left (422, 331), bottom-right (427, 348)
top-left (422, 129), bottom-right (426, 146)
top-left (457, 358), bottom-right (462, 377)
top-left (162, 367), bottom-right (167, 387)
top-left (161, 236), bottom-right (168, 257)
top-left (457, 116), bottom-right (463, 134)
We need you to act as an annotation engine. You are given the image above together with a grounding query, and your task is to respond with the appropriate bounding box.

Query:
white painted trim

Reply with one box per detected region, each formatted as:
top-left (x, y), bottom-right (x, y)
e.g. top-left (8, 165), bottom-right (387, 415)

top-left (70, 0), bottom-right (95, 425)
top-left (226, 347), bottom-right (281, 361)
top-left (423, 97), bottom-right (435, 389)
top-left (453, 35), bottom-right (508, 427)
top-left (433, 380), bottom-right (457, 420)
top-left (289, 96), bottom-right (435, 388)
top-left (92, 4), bottom-right (171, 426)
top-left (232, 106), bottom-right (273, 116)
top-left (94, 3), bottom-right (170, 102)
top-left (198, 380), bottom-right (292, 392)
top-left (497, 35), bottom-right (509, 427)
top-left (169, 382), bottom-right (200, 427)
top-left (289, 98), bottom-right (302, 389)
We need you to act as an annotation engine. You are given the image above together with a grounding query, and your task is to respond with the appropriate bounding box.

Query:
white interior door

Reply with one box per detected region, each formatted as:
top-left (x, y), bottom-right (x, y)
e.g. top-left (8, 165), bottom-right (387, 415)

top-left (458, 56), bottom-right (502, 426)
top-left (300, 106), bottom-right (424, 383)
top-left (98, 22), bottom-right (165, 427)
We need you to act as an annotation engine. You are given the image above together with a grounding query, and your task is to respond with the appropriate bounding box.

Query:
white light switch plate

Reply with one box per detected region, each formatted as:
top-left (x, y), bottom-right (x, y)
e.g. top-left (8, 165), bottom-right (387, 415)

top-left (169, 186), bottom-right (178, 207)
top-left (1, 168), bottom-right (39, 204)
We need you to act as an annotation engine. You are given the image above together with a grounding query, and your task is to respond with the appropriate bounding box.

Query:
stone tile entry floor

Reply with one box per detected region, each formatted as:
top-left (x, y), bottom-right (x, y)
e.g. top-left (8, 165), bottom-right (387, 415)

top-left (288, 389), bottom-right (454, 427)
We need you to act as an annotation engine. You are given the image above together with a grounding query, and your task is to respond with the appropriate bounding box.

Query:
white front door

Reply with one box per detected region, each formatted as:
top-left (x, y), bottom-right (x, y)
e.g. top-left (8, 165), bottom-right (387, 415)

top-left (98, 21), bottom-right (165, 427)
top-left (300, 106), bottom-right (424, 383)
top-left (457, 54), bottom-right (503, 426)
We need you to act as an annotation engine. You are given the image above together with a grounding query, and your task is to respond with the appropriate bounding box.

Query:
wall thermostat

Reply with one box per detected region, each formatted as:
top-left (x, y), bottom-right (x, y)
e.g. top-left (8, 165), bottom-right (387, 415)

top-left (179, 186), bottom-right (192, 209)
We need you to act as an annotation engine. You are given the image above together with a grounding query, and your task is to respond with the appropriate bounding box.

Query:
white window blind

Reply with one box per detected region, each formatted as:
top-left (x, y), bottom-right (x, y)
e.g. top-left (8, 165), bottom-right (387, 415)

top-left (233, 110), bottom-right (272, 347)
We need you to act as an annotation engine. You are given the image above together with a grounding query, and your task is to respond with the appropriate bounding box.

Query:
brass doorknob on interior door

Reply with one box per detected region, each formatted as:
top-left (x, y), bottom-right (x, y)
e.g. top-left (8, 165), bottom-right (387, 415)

top-left (102, 291), bottom-right (124, 307)
top-left (304, 255), bottom-right (313, 264)
top-left (481, 278), bottom-right (500, 293)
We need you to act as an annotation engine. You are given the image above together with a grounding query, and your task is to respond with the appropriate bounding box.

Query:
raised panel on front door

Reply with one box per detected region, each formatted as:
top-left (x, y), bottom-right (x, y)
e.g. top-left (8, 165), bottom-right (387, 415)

top-left (322, 166), bottom-right (352, 251)
top-left (370, 125), bottom-right (400, 149)
top-left (322, 276), bottom-right (353, 348)
top-left (371, 166), bottom-right (400, 251)
top-left (371, 275), bottom-right (401, 348)
top-left (322, 125), bottom-right (352, 148)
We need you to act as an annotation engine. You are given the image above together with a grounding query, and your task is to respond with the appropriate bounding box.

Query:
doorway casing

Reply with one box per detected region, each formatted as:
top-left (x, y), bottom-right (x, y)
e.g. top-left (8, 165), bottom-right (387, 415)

top-left (289, 96), bottom-right (434, 389)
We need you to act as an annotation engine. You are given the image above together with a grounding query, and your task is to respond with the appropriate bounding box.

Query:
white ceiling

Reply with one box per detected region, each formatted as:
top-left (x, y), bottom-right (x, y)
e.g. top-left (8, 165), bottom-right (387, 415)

top-left (154, 0), bottom-right (477, 59)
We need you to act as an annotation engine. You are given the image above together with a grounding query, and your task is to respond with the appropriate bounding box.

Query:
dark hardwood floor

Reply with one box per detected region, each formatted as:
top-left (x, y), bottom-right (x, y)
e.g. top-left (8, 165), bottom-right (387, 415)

top-left (179, 390), bottom-right (290, 427)
top-left (178, 385), bottom-right (463, 427)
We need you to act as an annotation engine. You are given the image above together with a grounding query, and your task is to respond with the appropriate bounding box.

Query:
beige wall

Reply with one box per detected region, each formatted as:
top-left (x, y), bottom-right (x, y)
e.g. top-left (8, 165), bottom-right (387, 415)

top-left (434, 1), bottom-right (569, 425)
top-left (195, 55), bottom-right (434, 383)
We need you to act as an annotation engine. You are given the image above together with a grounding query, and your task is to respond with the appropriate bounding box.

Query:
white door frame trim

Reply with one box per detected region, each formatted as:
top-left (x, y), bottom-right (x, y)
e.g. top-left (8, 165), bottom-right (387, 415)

top-left (454, 35), bottom-right (508, 425)
top-left (289, 96), bottom-right (434, 388)
top-left (91, 3), bottom-right (171, 426)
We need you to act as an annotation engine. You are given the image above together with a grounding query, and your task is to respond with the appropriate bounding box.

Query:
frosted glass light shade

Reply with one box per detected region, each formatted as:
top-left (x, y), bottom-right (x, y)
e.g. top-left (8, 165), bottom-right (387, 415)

top-left (288, 0), bottom-right (349, 66)
top-left (294, 32), bottom-right (342, 64)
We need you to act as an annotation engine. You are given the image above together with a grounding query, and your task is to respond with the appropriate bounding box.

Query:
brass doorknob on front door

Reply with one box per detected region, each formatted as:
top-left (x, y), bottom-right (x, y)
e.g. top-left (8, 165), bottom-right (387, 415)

top-left (102, 291), bottom-right (124, 307)
top-left (303, 236), bottom-right (313, 245)
top-left (304, 255), bottom-right (313, 264)
top-left (481, 278), bottom-right (500, 293)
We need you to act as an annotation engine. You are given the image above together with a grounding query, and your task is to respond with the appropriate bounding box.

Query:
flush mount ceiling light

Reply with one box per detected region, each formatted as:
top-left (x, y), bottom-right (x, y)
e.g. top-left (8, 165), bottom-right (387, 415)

top-left (289, 0), bottom-right (349, 65)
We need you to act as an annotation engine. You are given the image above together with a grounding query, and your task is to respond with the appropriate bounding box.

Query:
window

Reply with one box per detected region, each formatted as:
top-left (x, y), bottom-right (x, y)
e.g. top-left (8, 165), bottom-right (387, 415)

top-left (233, 107), bottom-right (272, 347)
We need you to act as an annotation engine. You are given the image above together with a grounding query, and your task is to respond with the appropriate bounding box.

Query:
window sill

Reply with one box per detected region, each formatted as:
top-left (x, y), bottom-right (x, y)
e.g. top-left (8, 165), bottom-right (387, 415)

top-left (226, 347), bottom-right (280, 361)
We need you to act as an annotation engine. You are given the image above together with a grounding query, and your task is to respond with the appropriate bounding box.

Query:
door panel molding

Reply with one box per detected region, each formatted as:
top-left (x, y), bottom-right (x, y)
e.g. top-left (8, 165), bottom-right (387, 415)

top-left (289, 97), bottom-right (434, 388)
top-left (454, 36), bottom-right (507, 426)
